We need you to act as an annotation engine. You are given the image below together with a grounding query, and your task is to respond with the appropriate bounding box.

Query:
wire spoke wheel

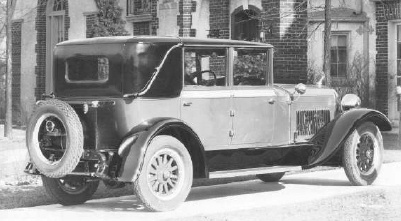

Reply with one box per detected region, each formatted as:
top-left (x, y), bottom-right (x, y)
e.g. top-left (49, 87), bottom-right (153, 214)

top-left (343, 122), bottom-right (383, 186)
top-left (35, 114), bottom-right (67, 164)
top-left (356, 133), bottom-right (376, 174)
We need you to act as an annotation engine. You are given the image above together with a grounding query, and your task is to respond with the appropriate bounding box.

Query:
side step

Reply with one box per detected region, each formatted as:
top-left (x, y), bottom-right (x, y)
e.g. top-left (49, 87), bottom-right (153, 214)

top-left (209, 166), bottom-right (302, 179)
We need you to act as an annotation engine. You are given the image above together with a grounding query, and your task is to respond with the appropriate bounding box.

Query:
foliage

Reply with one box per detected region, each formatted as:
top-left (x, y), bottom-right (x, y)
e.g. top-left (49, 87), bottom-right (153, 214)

top-left (307, 61), bottom-right (324, 85)
top-left (308, 52), bottom-right (370, 107)
top-left (88, 0), bottom-right (129, 38)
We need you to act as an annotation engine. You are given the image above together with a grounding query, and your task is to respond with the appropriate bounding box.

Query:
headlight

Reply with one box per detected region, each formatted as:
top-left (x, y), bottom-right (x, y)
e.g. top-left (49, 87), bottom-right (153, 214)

top-left (340, 94), bottom-right (361, 111)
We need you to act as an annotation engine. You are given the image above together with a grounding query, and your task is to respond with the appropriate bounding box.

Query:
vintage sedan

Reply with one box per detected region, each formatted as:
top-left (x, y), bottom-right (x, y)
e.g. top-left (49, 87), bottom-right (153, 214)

top-left (25, 36), bottom-right (391, 211)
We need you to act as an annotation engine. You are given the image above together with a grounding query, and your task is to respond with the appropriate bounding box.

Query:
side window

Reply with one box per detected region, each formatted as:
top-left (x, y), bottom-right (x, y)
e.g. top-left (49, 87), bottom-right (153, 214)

top-left (234, 49), bottom-right (268, 86)
top-left (184, 48), bottom-right (227, 87)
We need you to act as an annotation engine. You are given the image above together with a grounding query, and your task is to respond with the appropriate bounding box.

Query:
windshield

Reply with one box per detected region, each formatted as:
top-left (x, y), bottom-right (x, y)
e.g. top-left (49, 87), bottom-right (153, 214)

top-left (123, 43), bottom-right (172, 94)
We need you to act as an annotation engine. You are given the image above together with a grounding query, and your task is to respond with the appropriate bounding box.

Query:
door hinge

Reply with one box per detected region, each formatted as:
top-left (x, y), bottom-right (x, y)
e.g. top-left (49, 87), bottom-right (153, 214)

top-left (229, 130), bottom-right (235, 137)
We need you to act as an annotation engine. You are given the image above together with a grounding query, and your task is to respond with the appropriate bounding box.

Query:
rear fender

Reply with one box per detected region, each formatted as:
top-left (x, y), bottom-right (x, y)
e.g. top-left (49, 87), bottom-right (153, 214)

top-left (117, 117), bottom-right (206, 182)
top-left (305, 109), bottom-right (391, 169)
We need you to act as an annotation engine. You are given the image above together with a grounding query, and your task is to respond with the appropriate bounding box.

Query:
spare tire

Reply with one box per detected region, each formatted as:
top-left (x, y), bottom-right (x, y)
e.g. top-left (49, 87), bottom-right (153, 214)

top-left (26, 99), bottom-right (83, 178)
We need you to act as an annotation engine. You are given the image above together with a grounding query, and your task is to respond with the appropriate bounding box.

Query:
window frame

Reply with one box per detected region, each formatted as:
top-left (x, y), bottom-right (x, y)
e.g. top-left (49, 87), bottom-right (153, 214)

top-left (396, 25), bottom-right (401, 86)
top-left (232, 47), bottom-right (269, 87)
top-left (65, 56), bottom-right (110, 84)
top-left (127, 0), bottom-right (151, 16)
top-left (182, 45), bottom-right (273, 89)
top-left (182, 46), bottom-right (230, 89)
top-left (329, 32), bottom-right (350, 79)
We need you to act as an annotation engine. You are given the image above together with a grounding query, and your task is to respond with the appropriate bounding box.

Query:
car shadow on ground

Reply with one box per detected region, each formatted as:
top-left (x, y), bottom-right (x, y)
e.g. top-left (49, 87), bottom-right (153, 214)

top-left (55, 180), bottom-right (286, 213)
top-left (281, 178), bottom-right (351, 186)
top-left (187, 180), bottom-right (285, 201)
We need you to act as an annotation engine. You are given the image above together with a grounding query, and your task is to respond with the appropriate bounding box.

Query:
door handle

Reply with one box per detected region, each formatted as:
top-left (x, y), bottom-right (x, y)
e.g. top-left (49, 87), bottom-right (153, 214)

top-left (268, 98), bottom-right (275, 104)
top-left (183, 101), bottom-right (192, 107)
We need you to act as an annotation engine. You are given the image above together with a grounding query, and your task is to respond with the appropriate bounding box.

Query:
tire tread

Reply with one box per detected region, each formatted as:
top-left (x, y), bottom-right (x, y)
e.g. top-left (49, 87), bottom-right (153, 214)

top-left (27, 99), bottom-right (83, 178)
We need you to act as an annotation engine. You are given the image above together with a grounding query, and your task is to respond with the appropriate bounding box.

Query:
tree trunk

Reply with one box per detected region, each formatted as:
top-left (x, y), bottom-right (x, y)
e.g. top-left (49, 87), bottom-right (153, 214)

top-left (4, 0), bottom-right (13, 138)
top-left (323, 0), bottom-right (332, 86)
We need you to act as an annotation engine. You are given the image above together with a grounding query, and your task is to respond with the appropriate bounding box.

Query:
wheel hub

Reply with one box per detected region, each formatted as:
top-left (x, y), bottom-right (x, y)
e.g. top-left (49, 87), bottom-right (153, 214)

top-left (162, 171), bottom-right (171, 180)
top-left (148, 150), bottom-right (182, 198)
top-left (356, 133), bottom-right (375, 173)
top-left (157, 168), bottom-right (172, 183)
top-left (37, 115), bottom-right (67, 163)
top-left (365, 150), bottom-right (373, 159)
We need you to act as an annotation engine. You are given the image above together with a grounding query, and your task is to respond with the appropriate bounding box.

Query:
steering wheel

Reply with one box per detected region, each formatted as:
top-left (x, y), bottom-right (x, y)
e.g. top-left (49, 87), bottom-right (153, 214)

top-left (190, 70), bottom-right (217, 86)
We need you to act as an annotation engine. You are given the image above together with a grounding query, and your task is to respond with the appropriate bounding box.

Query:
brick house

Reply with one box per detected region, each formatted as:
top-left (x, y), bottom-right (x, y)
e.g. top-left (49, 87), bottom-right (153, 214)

top-left (8, 0), bottom-right (401, 125)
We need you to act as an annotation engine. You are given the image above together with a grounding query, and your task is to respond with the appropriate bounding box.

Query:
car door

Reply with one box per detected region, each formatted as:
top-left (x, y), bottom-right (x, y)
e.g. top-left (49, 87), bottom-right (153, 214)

top-left (230, 48), bottom-right (275, 147)
top-left (180, 47), bottom-right (232, 150)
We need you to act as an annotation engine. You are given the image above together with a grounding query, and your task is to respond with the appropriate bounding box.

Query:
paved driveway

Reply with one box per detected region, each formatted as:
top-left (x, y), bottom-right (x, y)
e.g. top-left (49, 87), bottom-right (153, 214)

top-left (1, 162), bottom-right (400, 221)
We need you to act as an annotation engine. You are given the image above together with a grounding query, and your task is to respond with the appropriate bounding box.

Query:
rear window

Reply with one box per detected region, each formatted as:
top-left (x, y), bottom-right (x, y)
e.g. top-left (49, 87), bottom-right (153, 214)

top-left (66, 55), bottom-right (109, 83)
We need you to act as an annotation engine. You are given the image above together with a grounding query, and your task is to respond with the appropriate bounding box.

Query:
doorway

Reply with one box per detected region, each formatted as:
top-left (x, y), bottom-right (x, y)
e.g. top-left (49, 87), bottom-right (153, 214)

top-left (46, 0), bottom-right (66, 94)
top-left (231, 7), bottom-right (260, 41)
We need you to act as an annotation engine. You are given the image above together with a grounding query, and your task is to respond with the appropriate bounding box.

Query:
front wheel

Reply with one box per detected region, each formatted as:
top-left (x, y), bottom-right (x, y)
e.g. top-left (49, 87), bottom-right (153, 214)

top-left (342, 122), bottom-right (383, 186)
top-left (42, 176), bottom-right (99, 205)
top-left (133, 135), bottom-right (193, 212)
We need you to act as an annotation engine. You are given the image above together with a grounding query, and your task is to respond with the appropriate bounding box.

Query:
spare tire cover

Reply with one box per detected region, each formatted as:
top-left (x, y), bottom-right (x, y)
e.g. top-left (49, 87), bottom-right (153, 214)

top-left (26, 99), bottom-right (83, 178)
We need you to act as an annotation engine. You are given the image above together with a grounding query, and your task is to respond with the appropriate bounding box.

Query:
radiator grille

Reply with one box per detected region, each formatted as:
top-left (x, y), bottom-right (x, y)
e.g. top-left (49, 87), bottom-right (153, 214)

top-left (296, 109), bottom-right (330, 136)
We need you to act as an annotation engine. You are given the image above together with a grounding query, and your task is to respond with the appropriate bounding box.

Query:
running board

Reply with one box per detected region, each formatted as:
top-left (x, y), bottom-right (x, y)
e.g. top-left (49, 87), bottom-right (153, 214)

top-left (209, 166), bottom-right (302, 179)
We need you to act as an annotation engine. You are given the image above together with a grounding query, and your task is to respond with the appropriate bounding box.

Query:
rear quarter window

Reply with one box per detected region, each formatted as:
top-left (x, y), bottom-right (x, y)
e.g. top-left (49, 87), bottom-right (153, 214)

top-left (66, 56), bottom-right (109, 83)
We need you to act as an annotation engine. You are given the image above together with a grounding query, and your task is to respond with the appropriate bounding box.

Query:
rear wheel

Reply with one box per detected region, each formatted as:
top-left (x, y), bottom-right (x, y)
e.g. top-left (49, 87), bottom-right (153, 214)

top-left (133, 135), bottom-right (193, 211)
top-left (342, 122), bottom-right (383, 186)
top-left (257, 172), bottom-right (285, 182)
top-left (42, 176), bottom-right (99, 205)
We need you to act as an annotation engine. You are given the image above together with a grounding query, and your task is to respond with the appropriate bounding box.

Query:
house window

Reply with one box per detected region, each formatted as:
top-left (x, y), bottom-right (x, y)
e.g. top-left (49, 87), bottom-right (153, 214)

top-left (330, 35), bottom-right (348, 78)
top-left (232, 9), bottom-right (260, 41)
top-left (133, 22), bottom-right (151, 35)
top-left (128, 0), bottom-right (151, 15)
top-left (53, 0), bottom-right (65, 11)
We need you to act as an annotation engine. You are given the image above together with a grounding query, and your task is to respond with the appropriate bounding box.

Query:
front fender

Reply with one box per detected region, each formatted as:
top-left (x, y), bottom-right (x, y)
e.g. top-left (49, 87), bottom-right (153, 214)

top-left (305, 108), bottom-right (391, 169)
top-left (116, 117), bottom-right (205, 182)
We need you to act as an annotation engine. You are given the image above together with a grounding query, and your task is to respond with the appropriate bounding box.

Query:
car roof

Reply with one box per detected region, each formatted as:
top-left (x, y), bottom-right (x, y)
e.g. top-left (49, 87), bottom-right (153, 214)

top-left (57, 36), bottom-right (273, 48)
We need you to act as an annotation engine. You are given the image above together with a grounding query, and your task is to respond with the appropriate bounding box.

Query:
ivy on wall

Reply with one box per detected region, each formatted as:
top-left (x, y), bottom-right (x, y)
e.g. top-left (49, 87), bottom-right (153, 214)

top-left (88, 0), bottom-right (129, 37)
